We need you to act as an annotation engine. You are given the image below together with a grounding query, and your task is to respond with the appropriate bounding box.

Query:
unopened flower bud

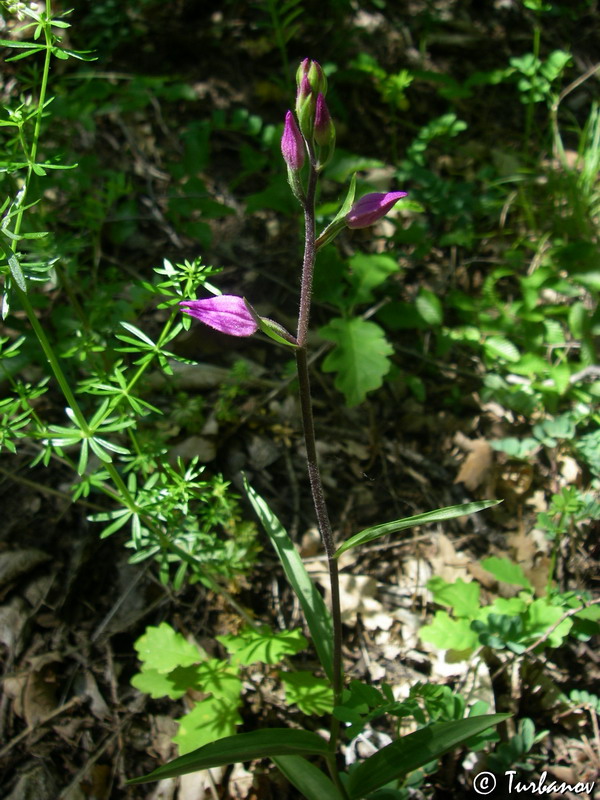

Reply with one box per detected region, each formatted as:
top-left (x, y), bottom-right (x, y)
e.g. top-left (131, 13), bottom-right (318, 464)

top-left (314, 93), bottom-right (335, 148)
top-left (295, 75), bottom-right (316, 138)
top-left (345, 191), bottom-right (408, 229)
top-left (296, 58), bottom-right (327, 97)
top-left (281, 110), bottom-right (305, 171)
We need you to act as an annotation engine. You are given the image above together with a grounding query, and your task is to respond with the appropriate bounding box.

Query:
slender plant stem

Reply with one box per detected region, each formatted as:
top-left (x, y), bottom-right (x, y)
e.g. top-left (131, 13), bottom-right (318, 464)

top-left (294, 152), bottom-right (345, 767)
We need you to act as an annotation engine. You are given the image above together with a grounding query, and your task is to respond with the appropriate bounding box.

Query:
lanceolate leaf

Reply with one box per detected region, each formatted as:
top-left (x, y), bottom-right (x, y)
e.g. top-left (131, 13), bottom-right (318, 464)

top-left (127, 729), bottom-right (330, 784)
top-left (347, 714), bottom-right (510, 799)
top-left (244, 479), bottom-right (334, 681)
top-left (335, 500), bottom-right (500, 557)
top-left (273, 756), bottom-right (343, 800)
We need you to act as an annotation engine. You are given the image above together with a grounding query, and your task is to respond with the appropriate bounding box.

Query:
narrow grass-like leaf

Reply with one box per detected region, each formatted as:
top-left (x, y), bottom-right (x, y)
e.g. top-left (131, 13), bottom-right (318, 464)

top-left (244, 478), bottom-right (334, 681)
top-left (127, 729), bottom-right (330, 784)
top-left (335, 500), bottom-right (500, 557)
top-left (347, 714), bottom-right (510, 799)
top-left (0, 239), bottom-right (27, 291)
top-left (273, 756), bottom-right (343, 800)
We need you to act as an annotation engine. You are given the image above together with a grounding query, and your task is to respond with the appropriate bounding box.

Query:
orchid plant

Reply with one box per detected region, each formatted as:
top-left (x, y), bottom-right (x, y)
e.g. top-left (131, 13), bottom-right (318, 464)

top-left (129, 59), bottom-right (506, 799)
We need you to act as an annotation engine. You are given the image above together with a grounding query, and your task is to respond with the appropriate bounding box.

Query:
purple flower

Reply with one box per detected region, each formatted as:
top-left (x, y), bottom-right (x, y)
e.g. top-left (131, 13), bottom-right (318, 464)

top-left (345, 191), bottom-right (408, 229)
top-left (180, 295), bottom-right (258, 337)
top-left (314, 93), bottom-right (335, 148)
top-left (281, 110), bottom-right (305, 171)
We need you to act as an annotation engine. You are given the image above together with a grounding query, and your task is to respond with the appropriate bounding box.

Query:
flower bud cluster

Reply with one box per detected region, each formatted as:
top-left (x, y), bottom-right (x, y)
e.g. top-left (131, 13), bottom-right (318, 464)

top-left (280, 59), bottom-right (335, 178)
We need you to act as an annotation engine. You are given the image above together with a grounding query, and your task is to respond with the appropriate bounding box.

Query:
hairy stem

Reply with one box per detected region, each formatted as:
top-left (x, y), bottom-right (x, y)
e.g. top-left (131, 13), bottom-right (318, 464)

top-left (295, 151), bottom-right (344, 764)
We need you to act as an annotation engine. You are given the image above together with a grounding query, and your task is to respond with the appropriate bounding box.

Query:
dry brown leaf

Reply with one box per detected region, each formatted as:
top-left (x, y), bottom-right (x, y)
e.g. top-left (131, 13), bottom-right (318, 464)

top-left (23, 662), bottom-right (59, 727)
top-left (453, 433), bottom-right (493, 491)
top-left (0, 548), bottom-right (50, 592)
top-left (150, 715), bottom-right (179, 761)
top-left (0, 597), bottom-right (29, 657)
top-left (78, 670), bottom-right (110, 720)
top-left (427, 532), bottom-right (471, 584)
top-left (497, 460), bottom-right (533, 499)
top-left (4, 761), bottom-right (59, 800)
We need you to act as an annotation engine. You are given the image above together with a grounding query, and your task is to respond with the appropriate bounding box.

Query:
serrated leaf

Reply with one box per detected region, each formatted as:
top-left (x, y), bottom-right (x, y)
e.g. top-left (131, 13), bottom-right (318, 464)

top-left (335, 500), bottom-right (500, 557)
top-left (127, 729), bottom-right (330, 784)
top-left (173, 696), bottom-right (242, 754)
top-left (484, 336), bottom-right (521, 362)
top-left (415, 288), bottom-right (443, 325)
top-left (216, 626), bottom-right (307, 665)
top-left (428, 577), bottom-right (481, 618)
top-left (134, 622), bottom-right (201, 673)
top-left (419, 611), bottom-right (478, 652)
top-left (281, 671), bottom-right (334, 715)
top-left (481, 556), bottom-right (532, 590)
top-left (131, 665), bottom-right (200, 700)
top-left (195, 659), bottom-right (242, 701)
top-left (524, 598), bottom-right (572, 646)
top-left (320, 317), bottom-right (393, 406)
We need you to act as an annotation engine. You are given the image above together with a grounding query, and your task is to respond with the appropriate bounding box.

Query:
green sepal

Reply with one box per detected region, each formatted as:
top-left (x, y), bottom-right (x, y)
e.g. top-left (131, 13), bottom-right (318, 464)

top-left (258, 317), bottom-right (298, 348)
top-left (243, 299), bottom-right (297, 347)
top-left (315, 173), bottom-right (357, 250)
top-left (286, 164), bottom-right (305, 203)
top-left (297, 94), bottom-right (316, 139)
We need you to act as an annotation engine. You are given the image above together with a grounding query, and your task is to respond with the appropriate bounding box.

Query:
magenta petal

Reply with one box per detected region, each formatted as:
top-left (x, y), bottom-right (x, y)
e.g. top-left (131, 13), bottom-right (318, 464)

top-left (281, 110), bottom-right (305, 171)
top-left (180, 295), bottom-right (258, 337)
top-left (345, 191), bottom-right (408, 229)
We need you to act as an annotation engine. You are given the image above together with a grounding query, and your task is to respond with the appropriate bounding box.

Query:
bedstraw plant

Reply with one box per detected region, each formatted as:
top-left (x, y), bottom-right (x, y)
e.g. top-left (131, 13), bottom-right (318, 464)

top-left (129, 59), bottom-right (506, 799)
top-left (0, 3), bottom-right (258, 592)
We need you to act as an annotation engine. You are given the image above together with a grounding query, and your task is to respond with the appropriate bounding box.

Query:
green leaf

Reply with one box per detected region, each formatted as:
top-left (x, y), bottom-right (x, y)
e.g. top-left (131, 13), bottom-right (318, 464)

top-left (347, 715), bottom-right (509, 799)
top-left (335, 500), bottom-right (500, 557)
top-left (481, 557), bottom-right (533, 590)
top-left (483, 336), bottom-right (521, 363)
top-left (348, 252), bottom-right (399, 305)
top-left (549, 362), bottom-right (571, 395)
top-left (427, 577), bottom-right (481, 618)
top-left (415, 288), bottom-right (443, 326)
top-left (315, 173), bottom-right (357, 249)
top-left (281, 671), bottom-right (334, 715)
top-left (320, 317), bottom-right (393, 407)
top-left (419, 611), bottom-right (478, 653)
top-left (126, 729), bottom-right (330, 784)
top-left (523, 598), bottom-right (572, 647)
top-left (0, 237), bottom-right (27, 292)
top-left (173, 696), bottom-right (242, 754)
top-left (244, 479), bottom-right (334, 682)
top-left (216, 625), bottom-right (307, 666)
top-left (195, 659), bottom-right (242, 700)
top-left (490, 437), bottom-right (538, 458)
top-left (273, 756), bottom-right (343, 800)
top-left (134, 622), bottom-right (201, 673)
top-left (131, 665), bottom-right (202, 700)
